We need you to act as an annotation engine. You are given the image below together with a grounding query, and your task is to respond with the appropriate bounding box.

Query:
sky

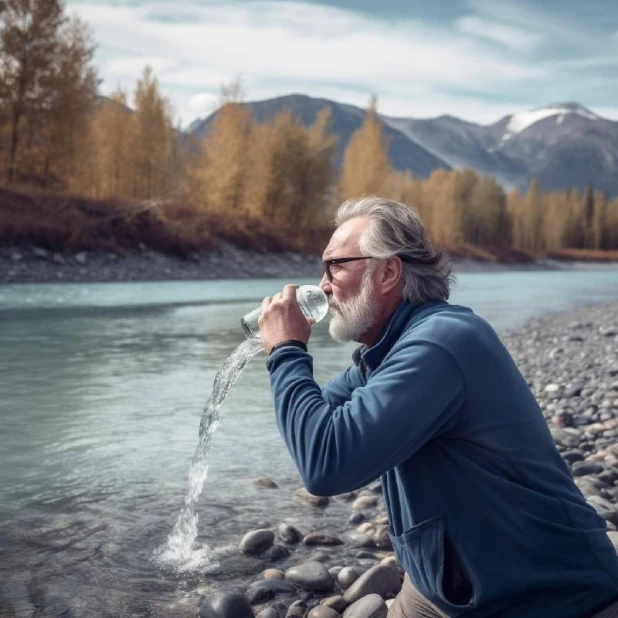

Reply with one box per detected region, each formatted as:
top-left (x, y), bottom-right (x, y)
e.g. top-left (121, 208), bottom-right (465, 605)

top-left (66, 0), bottom-right (618, 129)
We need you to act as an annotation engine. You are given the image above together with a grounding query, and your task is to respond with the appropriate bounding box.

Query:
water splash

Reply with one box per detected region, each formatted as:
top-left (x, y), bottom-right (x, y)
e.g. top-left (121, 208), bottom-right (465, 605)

top-left (154, 337), bottom-right (264, 571)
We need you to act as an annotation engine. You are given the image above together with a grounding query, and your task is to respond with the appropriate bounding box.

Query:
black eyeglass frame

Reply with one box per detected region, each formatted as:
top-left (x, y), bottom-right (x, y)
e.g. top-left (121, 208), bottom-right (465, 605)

top-left (322, 256), bottom-right (374, 282)
top-left (322, 254), bottom-right (412, 282)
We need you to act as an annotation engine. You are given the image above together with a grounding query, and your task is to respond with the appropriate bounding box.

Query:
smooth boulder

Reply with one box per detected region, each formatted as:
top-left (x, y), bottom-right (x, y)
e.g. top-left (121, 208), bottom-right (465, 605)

top-left (198, 591), bottom-right (254, 618)
top-left (343, 565), bottom-right (402, 604)
top-left (342, 594), bottom-right (387, 618)
top-left (285, 561), bottom-right (335, 592)
top-left (240, 529), bottom-right (275, 556)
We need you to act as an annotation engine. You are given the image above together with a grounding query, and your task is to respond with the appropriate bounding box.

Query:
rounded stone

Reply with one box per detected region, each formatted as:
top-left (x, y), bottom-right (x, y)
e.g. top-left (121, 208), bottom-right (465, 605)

top-left (306, 550), bottom-right (331, 563)
top-left (286, 600), bottom-right (308, 617)
top-left (348, 512), bottom-right (365, 525)
top-left (268, 544), bottom-right (291, 562)
top-left (264, 568), bottom-right (285, 579)
top-left (308, 606), bottom-right (341, 618)
top-left (342, 593), bottom-right (387, 618)
top-left (343, 565), bottom-right (402, 604)
top-left (240, 529), bottom-right (275, 556)
top-left (373, 526), bottom-right (393, 550)
top-left (279, 523), bottom-right (303, 544)
top-left (198, 591), bottom-right (254, 618)
top-left (304, 532), bottom-right (344, 546)
top-left (352, 495), bottom-right (378, 511)
top-left (346, 532), bottom-right (376, 549)
top-left (321, 596), bottom-right (348, 613)
top-left (254, 476), bottom-right (279, 489)
top-left (572, 462), bottom-right (605, 477)
top-left (285, 562), bottom-right (335, 592)
top-left (256, 609), bottom-right (281, 618)
top-left (295, 488), bottom-right (329, 507)
top-left (338, 566), bottom-right (361, 588)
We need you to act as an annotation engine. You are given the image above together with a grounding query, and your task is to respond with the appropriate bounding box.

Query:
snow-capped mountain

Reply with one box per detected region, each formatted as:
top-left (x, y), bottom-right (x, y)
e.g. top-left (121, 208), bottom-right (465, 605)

top-left (383, 101), bottom-right (618, 195)
top-left (497, 103), bottom-right (602, 144)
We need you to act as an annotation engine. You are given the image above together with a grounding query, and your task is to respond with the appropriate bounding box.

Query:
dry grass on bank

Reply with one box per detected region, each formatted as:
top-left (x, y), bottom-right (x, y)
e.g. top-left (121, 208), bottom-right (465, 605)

top-left (0, 187), bottom-right (332, 257)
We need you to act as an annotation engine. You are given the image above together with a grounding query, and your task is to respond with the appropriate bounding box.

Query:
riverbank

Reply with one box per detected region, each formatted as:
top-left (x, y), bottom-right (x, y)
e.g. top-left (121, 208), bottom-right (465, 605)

top-left (196, 301), bottom-right (618, 618)
top-left (2, 243), bottom-right (618, 285)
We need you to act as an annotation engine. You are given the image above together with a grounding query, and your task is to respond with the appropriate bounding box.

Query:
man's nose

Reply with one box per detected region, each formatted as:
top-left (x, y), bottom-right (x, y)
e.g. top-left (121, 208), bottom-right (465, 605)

top-left (319, 272), bottom-right (332, 295)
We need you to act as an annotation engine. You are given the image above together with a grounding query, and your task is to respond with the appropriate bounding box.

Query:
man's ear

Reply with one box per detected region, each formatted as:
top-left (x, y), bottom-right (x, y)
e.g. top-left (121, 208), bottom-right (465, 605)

top-left (380, 256), bottom-right (403, 294)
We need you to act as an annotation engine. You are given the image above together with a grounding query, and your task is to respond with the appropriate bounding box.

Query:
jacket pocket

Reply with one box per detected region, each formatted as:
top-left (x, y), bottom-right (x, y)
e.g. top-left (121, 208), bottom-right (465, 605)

top-left (388, 514), bottom-right (475, 615)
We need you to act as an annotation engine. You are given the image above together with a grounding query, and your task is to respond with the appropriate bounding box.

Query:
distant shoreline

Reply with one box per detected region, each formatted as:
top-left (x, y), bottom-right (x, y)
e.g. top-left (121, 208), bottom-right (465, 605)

top-left (1, 243), bottom-right (618, 285)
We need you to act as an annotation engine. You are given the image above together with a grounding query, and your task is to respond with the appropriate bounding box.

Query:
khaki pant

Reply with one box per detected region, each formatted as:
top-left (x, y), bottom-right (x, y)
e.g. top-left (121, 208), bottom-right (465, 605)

top-left (387, 574), bottom-right (618, 618)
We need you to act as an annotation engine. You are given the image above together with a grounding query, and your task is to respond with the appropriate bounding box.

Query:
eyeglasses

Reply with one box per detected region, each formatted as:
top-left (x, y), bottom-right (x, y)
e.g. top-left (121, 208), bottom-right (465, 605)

top-left (322, 256), bottom-right (374, 282)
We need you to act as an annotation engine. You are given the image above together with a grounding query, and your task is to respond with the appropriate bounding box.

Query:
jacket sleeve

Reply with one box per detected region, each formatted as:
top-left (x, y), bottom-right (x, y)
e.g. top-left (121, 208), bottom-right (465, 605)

top-left (266, 339), bottom-right (465, 496)
top-left (321, 364), bottom-right (364, 408)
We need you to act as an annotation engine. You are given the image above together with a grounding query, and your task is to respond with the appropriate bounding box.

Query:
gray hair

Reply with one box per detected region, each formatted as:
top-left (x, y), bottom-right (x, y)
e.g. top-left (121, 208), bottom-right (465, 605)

top-left (335, 196), bottom-right (454, 304)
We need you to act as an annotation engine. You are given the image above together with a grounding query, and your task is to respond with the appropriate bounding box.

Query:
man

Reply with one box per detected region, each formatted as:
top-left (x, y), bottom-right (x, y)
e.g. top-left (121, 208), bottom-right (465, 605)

top-left (258, 196), bottom-right (618, 618)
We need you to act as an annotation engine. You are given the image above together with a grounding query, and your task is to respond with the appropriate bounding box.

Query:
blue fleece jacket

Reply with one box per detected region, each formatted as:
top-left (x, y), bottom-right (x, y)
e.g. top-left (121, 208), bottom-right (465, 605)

top-left (267, 300), bottom-right (618, 618)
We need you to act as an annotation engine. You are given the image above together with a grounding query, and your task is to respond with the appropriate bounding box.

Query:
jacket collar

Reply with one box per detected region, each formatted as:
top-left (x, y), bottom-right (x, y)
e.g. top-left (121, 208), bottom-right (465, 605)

top-left (352, 299), bottom-right (448, 372)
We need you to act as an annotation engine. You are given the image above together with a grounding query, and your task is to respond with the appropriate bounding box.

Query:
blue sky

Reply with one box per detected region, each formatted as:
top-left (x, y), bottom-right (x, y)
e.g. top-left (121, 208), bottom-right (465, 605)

top-left (66, 0), bottom-right (618, 127)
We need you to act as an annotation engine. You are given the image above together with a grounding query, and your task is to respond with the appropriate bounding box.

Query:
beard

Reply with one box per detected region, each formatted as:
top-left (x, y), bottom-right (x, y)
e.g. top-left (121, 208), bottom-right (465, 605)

top-left (328, 274), bottom-right (380, 343)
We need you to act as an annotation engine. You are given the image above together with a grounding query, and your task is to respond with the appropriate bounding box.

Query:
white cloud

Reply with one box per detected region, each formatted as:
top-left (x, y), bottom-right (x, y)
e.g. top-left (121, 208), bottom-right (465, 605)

top-left (65, 0), bottom-right (614, 126)
top-left (456, 15), bottom-right (542, 51)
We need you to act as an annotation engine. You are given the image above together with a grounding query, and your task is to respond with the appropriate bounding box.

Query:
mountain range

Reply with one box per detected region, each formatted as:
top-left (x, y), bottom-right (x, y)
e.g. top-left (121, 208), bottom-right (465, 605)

top-left (189, 96), bottom-right (618, 197)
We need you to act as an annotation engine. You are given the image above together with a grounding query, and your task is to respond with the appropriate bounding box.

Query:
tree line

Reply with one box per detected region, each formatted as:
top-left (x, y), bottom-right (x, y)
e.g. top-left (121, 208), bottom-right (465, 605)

top-left (1, 0), bottom-right (617, 253)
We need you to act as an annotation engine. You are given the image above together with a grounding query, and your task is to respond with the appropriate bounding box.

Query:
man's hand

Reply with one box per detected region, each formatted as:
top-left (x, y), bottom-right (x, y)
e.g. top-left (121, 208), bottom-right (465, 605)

top-left (259, 284), bottom-right (315, 353)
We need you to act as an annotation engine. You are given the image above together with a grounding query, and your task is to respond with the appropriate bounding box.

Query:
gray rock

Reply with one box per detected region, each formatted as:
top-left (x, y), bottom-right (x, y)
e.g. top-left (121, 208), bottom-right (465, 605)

top-left (240, 529), bottom-right (275, 556)
top-left (279, 523), bottom-right (303, 544)
top-left (346, 533), bottom-right (376, 549)
top-left (308, 606), bottom-right (341, 618)
top-left (32, 247), bottom-right (49, 259)
top-left (343, 565), bottom-right (402, 604)
top-left (246, 585), bottom-right (275, 604)
top-left (285, 562), bottom-right (334, 592)
top-left (304, 532), bottom-right (344, 546)
top-left (373, 526), bottom-right (393, 550)
top-left (264, 568), bottom-right (285, 579)
top-left (198, 591), bottom-right (254, 618)
top-left (295, 488), bottom-right (329, 508)
top-left (321, 596), bottom-right (348, 613)
top-left (268, 544), bottom-right (291, 562)
top-left (561, 449), bottom-right (585, 464)
top-left (328, 566), bottom-right (343, 578)
top-left (254, 476), bottom-right (279, 489)
top-left (336, 492), bottom-right (357, 502)
top-left (247, 578), bottom-right (297, 604)
top-left (307, 551), bottom-right (331, 563)
top-left (571, 462), bottom-right (604, 477)
top-left (256, 609), bottom-right (280, 618)
top-left (352, 495), bottom-right (378, 511)
top-left (565, 384), bottom-right (584, 397)
top-left (74, 251), bottom-right (88, 265)
top-left (286, 600), bottom-right (308, 617)
top-left (342, 594), bottom-right (387, 618)
top-left (338, 567), bottom-right (361, 588)
top-left (348, 512), bottom-right (365, 525)
top-left (550, 428), bottom-right (581, 448)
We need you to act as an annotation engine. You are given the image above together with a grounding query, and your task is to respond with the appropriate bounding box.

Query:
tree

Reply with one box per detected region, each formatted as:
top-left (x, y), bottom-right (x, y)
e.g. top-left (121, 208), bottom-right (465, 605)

top-left (0, 0), bottom-right (98, 187)
top-left (338, 97), bottom-right (390, 200)
top-left (1, 0), bottom-right (64, 182)
top-left (132, 66), bottom-right (173, 199)
top-left (84, 91), bottom-right (134, 199)
top-left (189, 81), bottom-right (252, 211)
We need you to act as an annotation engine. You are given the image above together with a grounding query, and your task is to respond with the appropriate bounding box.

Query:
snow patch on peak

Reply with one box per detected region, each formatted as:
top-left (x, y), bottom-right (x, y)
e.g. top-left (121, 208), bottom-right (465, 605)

top-left (501, 104), bottom-right (600, 142)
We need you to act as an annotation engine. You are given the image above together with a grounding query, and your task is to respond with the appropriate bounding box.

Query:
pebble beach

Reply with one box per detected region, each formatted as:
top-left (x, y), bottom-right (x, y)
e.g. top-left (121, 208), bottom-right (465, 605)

top-left (197, 302), bottom-right (618, 618)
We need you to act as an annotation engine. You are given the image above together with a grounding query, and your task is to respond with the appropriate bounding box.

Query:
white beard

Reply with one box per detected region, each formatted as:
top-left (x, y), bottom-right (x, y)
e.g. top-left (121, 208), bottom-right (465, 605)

top-left (328, 275), bottom-right (380, 343)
